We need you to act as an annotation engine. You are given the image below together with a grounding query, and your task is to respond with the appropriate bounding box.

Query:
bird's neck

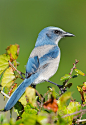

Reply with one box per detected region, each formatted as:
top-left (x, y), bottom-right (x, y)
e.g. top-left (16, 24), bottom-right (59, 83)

top-left (35, 37), bottom-right (57, 47)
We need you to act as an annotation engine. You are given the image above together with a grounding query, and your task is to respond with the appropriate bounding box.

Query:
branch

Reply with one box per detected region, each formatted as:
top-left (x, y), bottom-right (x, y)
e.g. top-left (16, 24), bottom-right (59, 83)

top-left (62, 109), bottom-right (86, 118)
top-left (64, 59), bottom-right (79, 87)
top-left (9, 61), bottom-right (25, 80)
top-left (69, 59), bottom-right (79, 75)
top-left (76, 119), bottom-right (86, 124)
top-left (0, 90), bottom-right (10, 99)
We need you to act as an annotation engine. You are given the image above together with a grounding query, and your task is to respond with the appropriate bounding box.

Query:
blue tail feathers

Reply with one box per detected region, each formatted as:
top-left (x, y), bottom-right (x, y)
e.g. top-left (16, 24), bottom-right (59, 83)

top-left (4, 73), bottom-right (39, 111)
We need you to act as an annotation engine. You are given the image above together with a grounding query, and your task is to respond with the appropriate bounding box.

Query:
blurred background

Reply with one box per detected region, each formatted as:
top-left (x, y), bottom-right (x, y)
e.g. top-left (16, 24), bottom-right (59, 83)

top-left (0, 0), bottom-right (86, 119)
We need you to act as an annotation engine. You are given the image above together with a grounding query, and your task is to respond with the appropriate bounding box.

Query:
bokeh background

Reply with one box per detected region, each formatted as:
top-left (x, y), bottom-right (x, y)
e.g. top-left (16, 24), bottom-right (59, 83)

top-left (0, 0), bottom-right (86, 119)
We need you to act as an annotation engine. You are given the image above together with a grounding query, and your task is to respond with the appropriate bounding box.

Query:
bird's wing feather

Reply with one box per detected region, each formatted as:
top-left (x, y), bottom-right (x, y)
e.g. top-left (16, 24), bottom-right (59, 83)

top-left (26, 56), bottom-right (39, 77)
top-left (26, 45), bottom-right (59, 77)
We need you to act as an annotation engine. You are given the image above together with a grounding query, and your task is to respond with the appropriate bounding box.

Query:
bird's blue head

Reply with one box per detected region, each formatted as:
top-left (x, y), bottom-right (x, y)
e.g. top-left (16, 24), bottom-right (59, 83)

top-left (35, 26), bottom-right (74, 47)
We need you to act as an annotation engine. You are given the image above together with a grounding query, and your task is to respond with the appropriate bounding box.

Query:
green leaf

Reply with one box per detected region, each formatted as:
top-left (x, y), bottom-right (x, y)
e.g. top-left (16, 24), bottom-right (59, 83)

top-left (0, 74), bottom-right (3, 84)
top-left (65, 83), bottom-right (72, 88)
top-left (0, 114), bottom-right (8, 124)
top-left (67, 101), bottom-right (81, 115)
top-left (22, 112), bottom-right (37, 125)
top-left (77, 85), bottom-right (83, 92)
top-left (52, 87), bottom-right (56, 98)
top-left (24, 104), bottom-right (37, 115)
top-left (0, 54), bottom-right (10, 75)
top-left (57, 92), bottom-right (71, 107)
top-left (72, 74), bottom-right (78, 78)
top-left (74, 69), bottom-right (85, 76)
top-left (60, 74), bottom-right (71, 81)
top-left (37, 110), bottom-right (50, 125)
top-left (14, 101), bottom-right (24, 116)
top-left (6, 44), bottom-right (20, 61)
top-left (57, 115), bottom-right (67, 125)
top-left (1, 67), bottom-right (15, 88)
top-left (3, 86), bottom-right (9, 95)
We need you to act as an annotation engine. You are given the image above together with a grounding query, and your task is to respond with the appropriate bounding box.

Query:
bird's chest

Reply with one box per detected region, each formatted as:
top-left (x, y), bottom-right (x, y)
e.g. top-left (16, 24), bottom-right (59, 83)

top-left (33, 52), bottom-right (60, 84)
top-left (48, 52), bottom-right (60, 74)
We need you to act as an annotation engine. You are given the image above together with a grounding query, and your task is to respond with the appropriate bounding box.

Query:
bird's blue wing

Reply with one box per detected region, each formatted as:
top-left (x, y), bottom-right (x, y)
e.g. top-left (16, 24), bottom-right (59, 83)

top-left (26, 56), bottom-right (39, 77)
top-left (26, 45), bottom-right (59, 77)
top-left (39, 45), bottom-right (59, 66)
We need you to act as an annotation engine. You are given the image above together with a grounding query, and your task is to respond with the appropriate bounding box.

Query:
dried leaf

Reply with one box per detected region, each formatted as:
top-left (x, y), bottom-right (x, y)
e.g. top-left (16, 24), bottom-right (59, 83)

top-left (43, 97), bottom-right (58, 112)
top-left (77, 85), bottom-right (85, 103)
top-left (6, 44), bottom-right (20, 61)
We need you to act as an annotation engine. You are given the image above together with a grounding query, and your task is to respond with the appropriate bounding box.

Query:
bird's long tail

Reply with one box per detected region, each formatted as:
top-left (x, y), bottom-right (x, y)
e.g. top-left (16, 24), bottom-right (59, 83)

top-left (4, 73), bottom-right (39, 111)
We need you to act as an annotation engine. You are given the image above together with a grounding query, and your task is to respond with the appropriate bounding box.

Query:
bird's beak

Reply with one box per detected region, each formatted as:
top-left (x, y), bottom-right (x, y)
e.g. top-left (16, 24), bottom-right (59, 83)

top-left (63, 32), bottom-right (75, 37)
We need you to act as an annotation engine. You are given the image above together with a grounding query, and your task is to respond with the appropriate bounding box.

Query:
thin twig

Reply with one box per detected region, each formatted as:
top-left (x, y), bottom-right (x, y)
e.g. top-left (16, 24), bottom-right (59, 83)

top-left (9, 60), bottom-right (25, 79)
top-left (64, 59), bottom-right (79, 87)
top-left (76, 119), bottom-right (86, 123)
top-left (62, 109), bottom-right (86, 118)
top-left (0, 90), bottom-right (10, 99)
top-left (43, 90), bottom-right (50, 99)
top-left (35, 90), bottom-right (43, 101)
top-left (9, 60), bottom-right (21, 74)
top-left (69, 59), bottom-right (79, 75)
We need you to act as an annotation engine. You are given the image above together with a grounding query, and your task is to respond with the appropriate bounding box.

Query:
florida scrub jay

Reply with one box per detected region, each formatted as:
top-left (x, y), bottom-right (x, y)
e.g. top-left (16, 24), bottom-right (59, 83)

top-left (4, 26), bottom-right (74, 111)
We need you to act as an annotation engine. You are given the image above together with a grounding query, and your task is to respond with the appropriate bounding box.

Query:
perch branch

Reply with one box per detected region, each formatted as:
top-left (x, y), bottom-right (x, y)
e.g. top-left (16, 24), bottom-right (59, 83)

top-left (0, 90), bottom-right (10, 99)
top-left (8, 60), bottom-right (25, 80)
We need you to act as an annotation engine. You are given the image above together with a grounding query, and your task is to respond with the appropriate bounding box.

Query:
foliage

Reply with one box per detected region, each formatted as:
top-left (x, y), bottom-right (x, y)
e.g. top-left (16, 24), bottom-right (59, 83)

top-left (0, 44), bottom-right (86, 125)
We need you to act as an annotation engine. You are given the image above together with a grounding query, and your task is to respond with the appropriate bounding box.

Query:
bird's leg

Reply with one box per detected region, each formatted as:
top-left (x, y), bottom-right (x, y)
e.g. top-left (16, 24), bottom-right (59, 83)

top-left (46, 80), bottom-right (63, 88)
top-left (45, 80), bottom-right (66, 94)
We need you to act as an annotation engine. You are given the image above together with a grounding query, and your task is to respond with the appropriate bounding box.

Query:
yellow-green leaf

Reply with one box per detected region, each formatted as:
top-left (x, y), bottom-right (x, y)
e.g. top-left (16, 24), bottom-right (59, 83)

top-left (67, 101), bottom-right (81, 115)
top-left (0, 54), bottom-right (10, 75)
top-left (1, 67), bottom-right (15, 88)
top-left (75, 69), bottom-right (85, 76)
top-left (60, 74), bottom-right (71, 81)
top-left (6, 44), bottom-right (20, 61)
top-left (77, 85), bottom-right (83, 92)
top-left (19, 93), bottom-right (27, 106)
top-left (57, 92), bottom-right (71, 108)
top-left (26, 87), bottom-right (36, 106)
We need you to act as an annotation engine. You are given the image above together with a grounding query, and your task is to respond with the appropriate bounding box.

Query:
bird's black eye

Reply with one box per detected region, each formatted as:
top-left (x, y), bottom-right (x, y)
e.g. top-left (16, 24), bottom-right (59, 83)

top-left (54, 30), bottom-right (61, 34)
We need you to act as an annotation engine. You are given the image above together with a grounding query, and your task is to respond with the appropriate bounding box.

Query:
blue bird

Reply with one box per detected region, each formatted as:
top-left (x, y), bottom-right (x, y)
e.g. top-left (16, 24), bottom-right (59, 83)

top-left (4, 26), bottom-right (74, 111)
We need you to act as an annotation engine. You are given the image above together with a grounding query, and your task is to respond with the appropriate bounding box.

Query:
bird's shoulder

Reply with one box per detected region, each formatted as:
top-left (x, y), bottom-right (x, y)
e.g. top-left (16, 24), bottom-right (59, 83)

top-left (30, 45), bottom-right (60, 58)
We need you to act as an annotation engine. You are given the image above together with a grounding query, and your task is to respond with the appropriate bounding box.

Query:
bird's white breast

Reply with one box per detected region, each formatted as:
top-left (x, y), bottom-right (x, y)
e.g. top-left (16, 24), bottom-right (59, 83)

top-left (30, 45), bottom-right (60, 84)
top-left (30, 45), bottom-right (56, 58)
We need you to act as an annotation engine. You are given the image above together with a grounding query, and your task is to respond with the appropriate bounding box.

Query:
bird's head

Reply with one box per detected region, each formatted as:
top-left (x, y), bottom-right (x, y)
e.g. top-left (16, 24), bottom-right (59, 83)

top-left (35, 26), bottom-right (74, 46)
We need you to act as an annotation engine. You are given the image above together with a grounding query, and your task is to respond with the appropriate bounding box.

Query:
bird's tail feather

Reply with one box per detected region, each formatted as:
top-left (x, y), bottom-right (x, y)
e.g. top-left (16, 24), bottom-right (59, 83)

top-left (4, 73), bottom-right (38, 111)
